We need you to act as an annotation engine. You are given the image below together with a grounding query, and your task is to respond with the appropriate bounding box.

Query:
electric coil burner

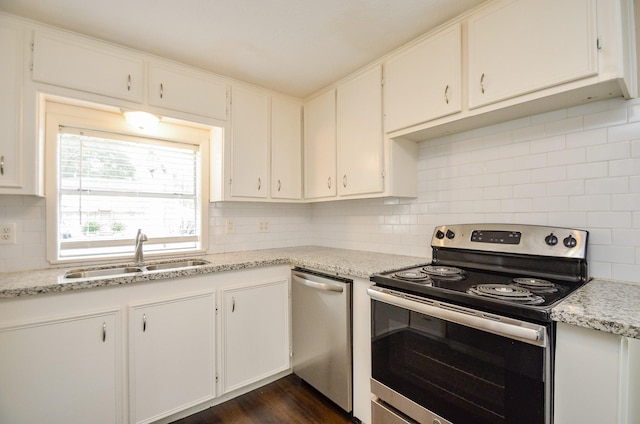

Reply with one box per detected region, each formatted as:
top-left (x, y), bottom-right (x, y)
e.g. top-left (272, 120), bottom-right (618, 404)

top-left (369, 224), bottom-right (590, 424)
top-left (372, 223), bottom-right (589, 322)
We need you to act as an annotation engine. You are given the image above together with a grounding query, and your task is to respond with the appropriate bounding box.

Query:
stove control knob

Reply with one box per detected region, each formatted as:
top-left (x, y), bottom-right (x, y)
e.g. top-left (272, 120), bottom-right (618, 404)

top-left (446, 229), bottom-right (455, 239)
top-left (545, 233), bottom-right (558, 246)
top-left (436, 230), bottom-right (445, 239)
top-left (563, 235), bottom-right (577, 248)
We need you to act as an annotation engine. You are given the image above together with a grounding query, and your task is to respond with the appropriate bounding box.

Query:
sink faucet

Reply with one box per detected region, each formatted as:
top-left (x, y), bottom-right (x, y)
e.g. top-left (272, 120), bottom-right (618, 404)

top-left (134, 229), bottom-right (148, 264)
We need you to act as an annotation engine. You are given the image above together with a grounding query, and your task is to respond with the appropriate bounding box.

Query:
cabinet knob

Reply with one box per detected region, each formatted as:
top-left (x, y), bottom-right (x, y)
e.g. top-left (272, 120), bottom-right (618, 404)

top-left (444, 85), bottom-right (450, 104)
top-left (327, 177), bottom-right (332, 189)
top-left (480, 73), bottom-right (486, 94)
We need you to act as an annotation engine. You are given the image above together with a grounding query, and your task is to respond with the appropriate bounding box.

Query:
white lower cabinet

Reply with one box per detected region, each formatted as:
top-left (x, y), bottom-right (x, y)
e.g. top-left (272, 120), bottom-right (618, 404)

top-left (129, 292), bottom-right (216, 424)
top-left (221, 279), bottom-right (290, 393)
top-left (0, 310), bottom-right (121, 424)
top-left (554, 322), bottom-right (640, 423)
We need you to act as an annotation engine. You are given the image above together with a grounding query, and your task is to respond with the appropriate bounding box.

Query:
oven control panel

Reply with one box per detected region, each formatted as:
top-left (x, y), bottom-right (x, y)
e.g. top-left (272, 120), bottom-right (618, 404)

top-left (432, 223), bottom-right (588, 259)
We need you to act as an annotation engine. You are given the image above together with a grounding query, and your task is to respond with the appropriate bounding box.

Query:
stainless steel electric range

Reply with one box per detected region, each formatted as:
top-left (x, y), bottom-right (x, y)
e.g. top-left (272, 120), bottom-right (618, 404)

top-left (369, 223), bottom-right (588, 424)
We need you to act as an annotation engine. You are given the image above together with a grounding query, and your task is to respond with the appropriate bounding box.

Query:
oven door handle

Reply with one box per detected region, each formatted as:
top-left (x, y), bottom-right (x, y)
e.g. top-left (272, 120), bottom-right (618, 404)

top-left (368, 287), bottom-right (546, 347)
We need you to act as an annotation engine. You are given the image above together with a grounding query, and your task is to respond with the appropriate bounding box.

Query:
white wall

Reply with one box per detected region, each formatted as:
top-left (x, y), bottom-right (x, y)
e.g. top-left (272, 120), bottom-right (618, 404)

top-left (1, 97), bottom-right (639, 283)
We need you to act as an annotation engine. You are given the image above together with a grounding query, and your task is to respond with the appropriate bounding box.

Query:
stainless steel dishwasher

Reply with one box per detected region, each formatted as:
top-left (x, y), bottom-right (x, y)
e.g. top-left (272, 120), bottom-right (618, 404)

top-left (291, 267), bottom-right (353, 413)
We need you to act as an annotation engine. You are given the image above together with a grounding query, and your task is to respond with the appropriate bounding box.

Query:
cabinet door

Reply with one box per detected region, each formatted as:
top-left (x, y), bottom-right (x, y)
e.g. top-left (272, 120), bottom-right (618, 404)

top-left (0, 312), bottom-right (120, 424)
top-left (384, 24), bottom-right (462, 133)
top-left (148, 62), bottom-right (227, 120)
top-left (0, 17), bottom-right (23, 189)
top-left (32, 31), bottom-right (144, 102)
top-left (468, 0), bottom-right (597, 109)
top-left (271, 96), bottom-right (302, 200)
top-left (129, 292), bottom-right (215, 424)
top-left (337, 66), bottom-right (384, 196)
top-left (304, 89), bottom-right (337, 199)
top-left (230, 86), bottom-right (269, 198)
top-left (222, 280), bottom-right (289, 392)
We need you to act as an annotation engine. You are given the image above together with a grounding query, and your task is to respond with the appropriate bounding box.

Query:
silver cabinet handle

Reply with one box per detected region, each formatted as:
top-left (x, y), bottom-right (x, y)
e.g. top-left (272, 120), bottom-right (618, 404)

top-left (0, 155), bottom-right (4, 176)
top-left (127, 74), bottom-right (131, 92)
top-left (277, 179), bottom-right (281, 192)
top-left (257, 177), bottom-right (262, 191)
top-left (102, 322), bottom-right (107, 342)
top-left (292, 273), bottom-right (344, 293)
top-left (143, 313), bottom-right (147, 332)
top-left (480, 73), bottom-right (485, 94)
top-left (327, 177), bottom-right (332, 189)
top-left (444, 85), bottom-right (449, 104)
top-left (232, 297), bottom-right (235, 312)
top-left (343, 174), bottom-right (347, 188)
top-left (160, 83), bottom-right (164, 99)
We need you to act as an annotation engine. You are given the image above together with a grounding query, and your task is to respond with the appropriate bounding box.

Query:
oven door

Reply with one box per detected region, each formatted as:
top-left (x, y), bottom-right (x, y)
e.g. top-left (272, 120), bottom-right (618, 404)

top-left (369, 286), bottom-right (551, 424)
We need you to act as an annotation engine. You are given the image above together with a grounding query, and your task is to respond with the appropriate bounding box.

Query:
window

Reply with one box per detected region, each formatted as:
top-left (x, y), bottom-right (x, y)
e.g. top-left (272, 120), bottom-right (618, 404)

top-left (45, 101), bottom-right (210, 263)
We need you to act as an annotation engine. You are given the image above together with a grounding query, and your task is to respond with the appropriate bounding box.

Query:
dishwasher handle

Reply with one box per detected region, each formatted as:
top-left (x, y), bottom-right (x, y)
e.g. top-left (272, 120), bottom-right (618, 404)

top-left (292, 272), bottom-right (344, 293)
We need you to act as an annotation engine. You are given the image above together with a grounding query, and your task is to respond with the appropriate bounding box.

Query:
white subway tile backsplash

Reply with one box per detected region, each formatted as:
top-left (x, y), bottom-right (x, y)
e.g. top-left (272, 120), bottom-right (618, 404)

top-left (2, 98), bottom-right (640, 283)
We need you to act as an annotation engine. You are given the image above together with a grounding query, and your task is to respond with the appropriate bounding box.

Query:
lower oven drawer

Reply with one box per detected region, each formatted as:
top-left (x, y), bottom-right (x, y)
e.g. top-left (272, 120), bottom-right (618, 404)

top-left (372, 399), bottom-right (415, 424)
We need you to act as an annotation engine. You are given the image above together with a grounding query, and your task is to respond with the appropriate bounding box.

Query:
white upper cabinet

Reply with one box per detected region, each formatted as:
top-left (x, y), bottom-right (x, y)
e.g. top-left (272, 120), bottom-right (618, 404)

top-left (384, 24), bottom-right (462, 133)
top-left (0, 17), bottom-right (24, 191)
top-left (148, 61), bottom-right (227, 120)
top-left (304, 89), bottom-right (337, 200)
top-left (337, 66), bottom-right (384, 197)
top-left (32, 30), bottom-right (144, 103)
top-left (467, 0), bottom-right (597, 109)
top-left (229, 86), bottom-right (269, 199)
top-left (271, 96), bottom-right (302, 200)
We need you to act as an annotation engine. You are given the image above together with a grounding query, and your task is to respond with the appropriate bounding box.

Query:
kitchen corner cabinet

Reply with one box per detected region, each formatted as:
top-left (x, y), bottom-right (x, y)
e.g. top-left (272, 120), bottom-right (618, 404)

top-left (221, 279), bottom-right (290, 393)
top-left (0, 310), bottom-right (121, 424)
top-left (304, 89), bottom-right (337, 200)
top-left (271, 95), bottom-right (302, 200)
top-left (337, 66), bottom-right (384, 197)
top-left (383, 23), bottom-right (462, 133)
top-left (554, 322), bottom-right (640, 423)
top-left (0, 17), bottom-right (25, 191)
top-left (229, 86), bottom-right (269, 199)
top-left (148, 61), bottom-right (228, 120)
top-left (467, 0), bottom-right (597, 109)
top-left (129, 292), bottom-right (216, 424)
top-left (32, 30), bottom-right (144, 103)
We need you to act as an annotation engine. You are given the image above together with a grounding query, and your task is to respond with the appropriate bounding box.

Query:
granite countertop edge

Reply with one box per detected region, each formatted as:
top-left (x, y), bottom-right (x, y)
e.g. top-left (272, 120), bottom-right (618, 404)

top-left (550, 278), bottom-right (640, 339)
top-left (1, 246), bottom-right (638, 339)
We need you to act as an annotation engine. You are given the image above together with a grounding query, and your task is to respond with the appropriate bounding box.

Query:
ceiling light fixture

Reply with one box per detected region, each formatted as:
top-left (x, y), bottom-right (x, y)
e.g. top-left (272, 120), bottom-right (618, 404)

top-left (122, 110), bottom-right (160, 130)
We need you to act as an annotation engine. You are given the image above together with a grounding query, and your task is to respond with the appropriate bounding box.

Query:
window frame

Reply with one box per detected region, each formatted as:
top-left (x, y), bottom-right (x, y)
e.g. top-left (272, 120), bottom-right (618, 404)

top-left (44, 100), bottom-right (210, 265)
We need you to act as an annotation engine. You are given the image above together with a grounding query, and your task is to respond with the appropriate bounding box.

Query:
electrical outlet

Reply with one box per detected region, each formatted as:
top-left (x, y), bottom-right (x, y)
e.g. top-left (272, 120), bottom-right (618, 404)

top-left (0, 223), bottom-right (16, 244)
top-left (259, 220), bottom-right (270, 233)
top-left (225, 219), bottom-right (235, 234)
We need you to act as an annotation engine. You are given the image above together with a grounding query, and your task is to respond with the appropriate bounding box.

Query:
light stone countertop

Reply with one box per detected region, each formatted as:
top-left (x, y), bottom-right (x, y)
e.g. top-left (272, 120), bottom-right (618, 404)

top-left (0, 246), bottom-right (429, 298)
top-left (1, 246), bottom-right (638, 340)
top-left (551, 278), bottom-right (640, 339)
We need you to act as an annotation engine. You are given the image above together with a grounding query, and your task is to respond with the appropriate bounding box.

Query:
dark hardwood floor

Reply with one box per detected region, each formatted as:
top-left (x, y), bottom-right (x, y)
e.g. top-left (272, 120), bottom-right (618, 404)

top-left (172, 374), bottom-right (355, 424)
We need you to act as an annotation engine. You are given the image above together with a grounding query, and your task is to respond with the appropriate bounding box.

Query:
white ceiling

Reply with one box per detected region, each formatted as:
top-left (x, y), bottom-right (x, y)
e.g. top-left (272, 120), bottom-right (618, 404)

top-left (0, 0), bottom-right (485, 98)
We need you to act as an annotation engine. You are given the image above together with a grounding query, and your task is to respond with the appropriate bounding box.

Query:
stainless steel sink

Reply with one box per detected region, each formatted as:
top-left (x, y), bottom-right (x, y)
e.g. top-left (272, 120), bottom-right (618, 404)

top-left (61, 259), bottom-right (210, 281)
top-left (144, 259), bottom-right (209, 271)
top-left (63, 266), bottom-right (144, 279)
